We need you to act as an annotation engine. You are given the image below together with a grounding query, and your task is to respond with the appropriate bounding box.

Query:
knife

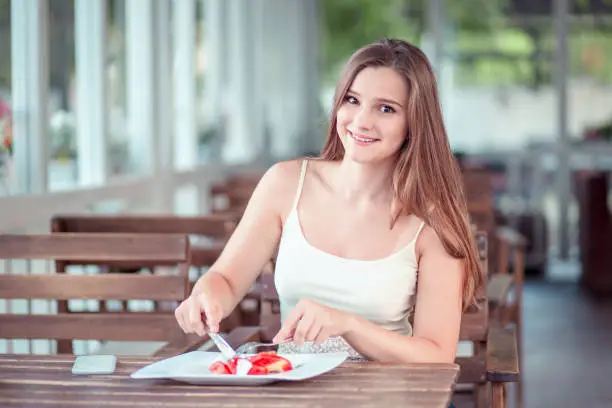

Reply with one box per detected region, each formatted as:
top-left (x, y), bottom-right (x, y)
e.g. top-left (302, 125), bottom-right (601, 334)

top-left (207, 331), bottom-right (237, 361)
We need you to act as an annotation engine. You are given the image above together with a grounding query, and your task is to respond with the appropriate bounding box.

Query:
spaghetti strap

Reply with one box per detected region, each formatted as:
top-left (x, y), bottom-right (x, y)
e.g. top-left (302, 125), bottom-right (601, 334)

top-left (291, 160), bottom-right (308, 210)
top-left (413, 221), bottom-right (426, 243)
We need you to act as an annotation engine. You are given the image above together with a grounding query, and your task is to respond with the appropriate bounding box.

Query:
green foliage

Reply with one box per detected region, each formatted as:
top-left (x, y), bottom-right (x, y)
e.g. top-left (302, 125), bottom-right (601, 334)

top-left (444, 0), bottom-right (509, 31)
top-left (0, 0), bottom-right (10, 87)
top-left (0, 0), bottom-right (8, 18)
top-left (320, 0), bottom-right (612, 87)
top-left (320, 0), bottom-right (510, 81)
top-left (320, 0), bottom-right (418, 83)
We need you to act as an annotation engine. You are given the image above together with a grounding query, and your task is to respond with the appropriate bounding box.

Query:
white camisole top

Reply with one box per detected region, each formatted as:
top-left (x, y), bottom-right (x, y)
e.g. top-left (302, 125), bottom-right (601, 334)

top-left (274, 160), bottom-right (425, 358)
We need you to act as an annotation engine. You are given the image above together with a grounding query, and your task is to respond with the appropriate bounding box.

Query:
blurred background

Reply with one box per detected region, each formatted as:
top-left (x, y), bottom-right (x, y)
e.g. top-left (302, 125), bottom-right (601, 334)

top-left (0, 1), bottom-right (611, 407)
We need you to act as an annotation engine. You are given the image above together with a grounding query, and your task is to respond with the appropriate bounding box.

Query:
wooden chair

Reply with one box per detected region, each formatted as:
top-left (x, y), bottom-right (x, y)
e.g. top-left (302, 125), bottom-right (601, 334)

top-left (452, 230), bottom-right (520, 408)
top-left (51, 214), bottom-right (257, 347)
top-left (490, 227), bottom-right (526, 408)
top-left (210, 174), bottom-right (261, 215)
top-left (463, 168), bottom-right (526, 407)
top-left (0, 233), bottom-right (260, 357)
top-left (463, 168), bottom-right (499, 273)
top-left (0, 233), bottom-right (190, 356)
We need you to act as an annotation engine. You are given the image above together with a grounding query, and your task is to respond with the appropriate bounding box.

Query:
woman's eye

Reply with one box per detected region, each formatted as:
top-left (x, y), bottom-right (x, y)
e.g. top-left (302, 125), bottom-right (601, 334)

top-left (345, 96), bottom-right (358, 104)
top-left (380, 105), bottom-right (395, 113)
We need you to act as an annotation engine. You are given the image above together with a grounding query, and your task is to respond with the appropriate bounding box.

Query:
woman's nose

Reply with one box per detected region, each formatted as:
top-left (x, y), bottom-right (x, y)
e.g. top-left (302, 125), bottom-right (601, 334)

top-left (352, 106), bottom-right (374, 131)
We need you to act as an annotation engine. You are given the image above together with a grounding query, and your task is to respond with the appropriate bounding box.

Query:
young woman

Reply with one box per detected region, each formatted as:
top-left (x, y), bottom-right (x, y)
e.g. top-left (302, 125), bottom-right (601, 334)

top-left (175, 38), bottom-right (484, 363)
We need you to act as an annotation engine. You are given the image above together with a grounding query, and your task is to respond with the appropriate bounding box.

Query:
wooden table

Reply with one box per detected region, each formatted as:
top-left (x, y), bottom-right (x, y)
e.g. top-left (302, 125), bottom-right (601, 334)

top-left (0, 354), bottom-right (459, 408)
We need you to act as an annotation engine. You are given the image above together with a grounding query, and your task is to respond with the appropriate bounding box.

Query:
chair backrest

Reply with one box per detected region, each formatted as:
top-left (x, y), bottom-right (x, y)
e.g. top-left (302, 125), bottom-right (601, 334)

top-left (455, 230), bottom-right (490, 385)
top-left (51, 214), bottom-right (237, 268)
top-left (210, 174), bottom-right (261, 214)
top-left (463, 167), bottom-right (495, 200)
top-left (463, 169), bottom-right (499, 276)
top-left (217, 173), bottom-right (263, 189)
top-left (464, 170), bottom-right (497, 234)
top-left (0, 233), bottom-right (190, 344)
top-left (467, 198), bottom-right (496, 232)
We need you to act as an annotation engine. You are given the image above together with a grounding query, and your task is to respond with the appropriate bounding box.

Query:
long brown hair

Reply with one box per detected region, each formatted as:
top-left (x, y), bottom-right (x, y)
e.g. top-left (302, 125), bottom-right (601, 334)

top-left (321, 38), bottom-right (484, 310)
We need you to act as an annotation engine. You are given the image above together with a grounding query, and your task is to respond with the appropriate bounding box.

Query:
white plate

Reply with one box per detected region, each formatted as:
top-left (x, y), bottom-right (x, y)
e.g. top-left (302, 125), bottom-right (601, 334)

top-left (130, 351), bottom-right (349, 385)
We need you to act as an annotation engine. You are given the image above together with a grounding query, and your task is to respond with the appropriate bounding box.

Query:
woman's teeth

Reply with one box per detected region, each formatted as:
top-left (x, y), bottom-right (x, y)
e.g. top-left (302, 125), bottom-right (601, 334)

top-left (349, 132), bottom-right (377, 143)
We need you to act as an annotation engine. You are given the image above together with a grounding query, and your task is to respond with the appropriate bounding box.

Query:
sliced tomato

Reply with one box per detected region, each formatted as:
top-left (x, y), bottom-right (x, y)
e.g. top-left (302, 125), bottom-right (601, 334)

top-left (209, 352), bottom-right (292, 375)
top-left (248, 352), bottom-right (292, 373)
top-left (246, 364), bottom-right (268, 375)
top-left (226, 357), bottom-right (240, 374)
top-left (209, 357), bottom-right (241, 375)
top-left (209, 361), bottom-right (233, 375)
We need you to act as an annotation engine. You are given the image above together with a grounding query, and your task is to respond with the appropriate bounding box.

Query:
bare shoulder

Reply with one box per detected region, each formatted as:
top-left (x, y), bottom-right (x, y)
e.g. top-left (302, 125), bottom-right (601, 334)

top-left (415, 224), bottom-right (449, 259)
top-left (413, 201), bottom-right (466, 260)
top-left (260, 159), bottom-right (303, 193)
top-left (254, 159), bottom-right (306, 217)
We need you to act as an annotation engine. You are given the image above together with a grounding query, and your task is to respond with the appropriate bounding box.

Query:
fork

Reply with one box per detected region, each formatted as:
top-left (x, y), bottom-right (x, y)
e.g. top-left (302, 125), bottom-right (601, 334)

top-left (234, 339), bottom-right (292, 356)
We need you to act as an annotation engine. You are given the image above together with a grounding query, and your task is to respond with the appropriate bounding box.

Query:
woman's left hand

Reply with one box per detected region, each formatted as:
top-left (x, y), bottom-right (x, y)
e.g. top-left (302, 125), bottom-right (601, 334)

top-left (272, 299), bottom-right (354, 346)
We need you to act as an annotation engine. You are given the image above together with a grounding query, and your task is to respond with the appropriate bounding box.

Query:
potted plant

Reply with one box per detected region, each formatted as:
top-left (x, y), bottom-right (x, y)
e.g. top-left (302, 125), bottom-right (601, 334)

top-left (0, 116), bottom-right (12, 169)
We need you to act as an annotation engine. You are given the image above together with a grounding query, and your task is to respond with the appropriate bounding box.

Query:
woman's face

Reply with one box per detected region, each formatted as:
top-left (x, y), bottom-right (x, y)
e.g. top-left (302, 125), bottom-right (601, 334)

top-left (336, 66), bottom-right (409, 164)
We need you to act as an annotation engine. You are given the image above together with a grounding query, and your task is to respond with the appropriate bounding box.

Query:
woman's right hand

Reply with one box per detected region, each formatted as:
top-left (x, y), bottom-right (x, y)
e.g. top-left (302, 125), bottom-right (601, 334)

top-left (174, 292), bottom-right (224, 336)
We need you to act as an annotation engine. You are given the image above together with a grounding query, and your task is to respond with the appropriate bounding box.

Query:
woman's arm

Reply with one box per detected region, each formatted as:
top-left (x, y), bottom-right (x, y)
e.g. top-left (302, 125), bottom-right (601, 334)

top-left (181, 161), bottom-right (299, 333)
top-left (341, 226), bottom-right (464, 363)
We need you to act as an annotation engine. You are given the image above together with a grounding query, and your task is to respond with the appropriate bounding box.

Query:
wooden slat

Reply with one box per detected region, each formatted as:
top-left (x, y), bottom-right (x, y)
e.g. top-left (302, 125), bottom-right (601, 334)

top-left (0, 313), bottom-right (180, 342)
top-left (0, 234), bottom-right (189, 262)
top-left (487, 274), bottom-right (513, 306)
top-left (63, 259), bottom-right (177, 268)
top-left (210, 184), bottom-right (255, 196)
top-left (190, 245), bottom-right (224, 267)
top-left (224, 173), bottom-right (263, 185)
top-left (456, 351), bottom-right (486, 384)
top-left (210, 173), bottom-right (260, 196)
top-left (459, 320), bottom-right (487, 342)
top-left (486, 327), bottom-right (519, 383)
top-left (467, 197), bottom-right (495, 214)
top-left (209, 181), bottom-right (254, 214)
top-left (260, 273), bottom-right (278, 300)
top-left (459, 301), bottom-right (488, 341)
top-left (0, 273), bottom-right (188, 301)
top-left (53, 214), bottom-right (237, 238)
top-left (61, 247), bottom-right (222, 268)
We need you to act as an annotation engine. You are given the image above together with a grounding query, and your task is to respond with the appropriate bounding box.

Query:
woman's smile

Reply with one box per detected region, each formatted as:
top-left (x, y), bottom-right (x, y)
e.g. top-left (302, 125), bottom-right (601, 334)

top-left (348, 130), bottom-right (380, 146)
